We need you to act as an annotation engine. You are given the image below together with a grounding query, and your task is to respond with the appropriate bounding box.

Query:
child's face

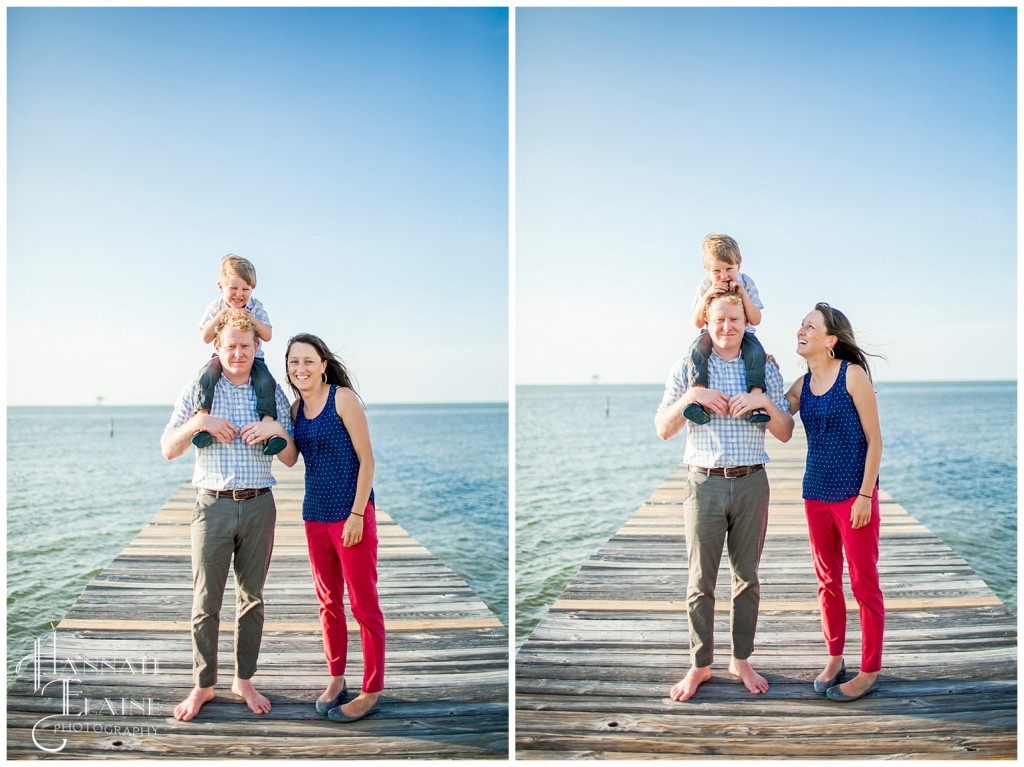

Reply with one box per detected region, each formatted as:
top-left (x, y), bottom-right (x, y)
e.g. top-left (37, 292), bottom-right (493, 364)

top-left (218, 274), bottom-right (253, 309)
top-left (706, 259), bottom-right (739, 284)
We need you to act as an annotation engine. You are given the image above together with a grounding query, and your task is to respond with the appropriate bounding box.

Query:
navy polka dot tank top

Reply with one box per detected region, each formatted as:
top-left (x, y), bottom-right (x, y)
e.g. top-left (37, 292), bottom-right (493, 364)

top-left (801, 360), bottom-right (876, 502)
top-left (294, 384), bottom-right (374, 523)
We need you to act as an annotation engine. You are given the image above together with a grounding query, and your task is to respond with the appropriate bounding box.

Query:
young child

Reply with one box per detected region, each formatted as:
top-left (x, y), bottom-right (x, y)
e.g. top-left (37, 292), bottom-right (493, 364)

top-left (684, 233), bottom-right (770, 424)
top-left (191, 254), bottom-right (287, 455)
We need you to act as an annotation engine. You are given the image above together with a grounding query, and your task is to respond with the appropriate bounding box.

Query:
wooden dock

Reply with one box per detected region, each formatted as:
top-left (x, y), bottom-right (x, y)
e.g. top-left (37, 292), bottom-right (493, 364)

top-left (7, 461), bottom-right (508, 759)
top-left (516, 426), bottom-right (1017, 759)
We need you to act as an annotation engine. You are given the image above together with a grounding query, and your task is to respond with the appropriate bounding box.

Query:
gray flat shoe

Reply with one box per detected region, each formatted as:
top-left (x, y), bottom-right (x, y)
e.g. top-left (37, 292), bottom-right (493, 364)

top-left (813, 660), bottom-right (846, 695)
top-left (315, 680), bottom-right (349, 715)
top-left (826, 680), bottom-right (880, 702)
top-left (327, 701), bottom-right (380, 723)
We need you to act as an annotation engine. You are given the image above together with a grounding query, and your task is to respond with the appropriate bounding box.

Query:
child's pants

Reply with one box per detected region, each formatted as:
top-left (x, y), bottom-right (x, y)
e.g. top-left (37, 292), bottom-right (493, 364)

top-left (304, 501), bottom-right (386, 692)
top-left (804, 489), bottom-right (884, 673)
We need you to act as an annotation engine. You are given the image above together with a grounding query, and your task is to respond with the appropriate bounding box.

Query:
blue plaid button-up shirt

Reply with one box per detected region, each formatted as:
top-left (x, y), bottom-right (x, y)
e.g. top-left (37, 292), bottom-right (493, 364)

top-left (657, 350), bottom-right (789, 468)
top-left (165, 373), bottom-right (293, 491)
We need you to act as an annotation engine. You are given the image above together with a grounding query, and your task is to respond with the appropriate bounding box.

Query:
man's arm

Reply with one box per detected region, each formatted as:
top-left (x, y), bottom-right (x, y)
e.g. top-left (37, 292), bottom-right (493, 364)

top-left (240, 386), bottom-right (298, 466)
top-left (161, 382), bottom-right (241, 459)
top-left (161, 414), bottom-right (202, 460)
top-left (655, 360), bottom-right (730, 440)
top-left (728, 362), bottom-right (793, 442)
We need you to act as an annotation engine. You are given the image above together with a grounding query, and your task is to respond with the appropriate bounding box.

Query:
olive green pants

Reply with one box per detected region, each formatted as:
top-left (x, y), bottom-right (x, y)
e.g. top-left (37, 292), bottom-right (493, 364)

top-left (683, 469), bottom-right (770, 668)
top-left (190, 491), bottom-right (276, 688)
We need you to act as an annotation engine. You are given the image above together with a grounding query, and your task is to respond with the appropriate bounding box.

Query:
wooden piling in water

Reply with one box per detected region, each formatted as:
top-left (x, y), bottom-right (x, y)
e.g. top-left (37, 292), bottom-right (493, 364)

top-left (7, 461), bottom-right (509, 759)
top-left (515, 425), bottom-right (1016, 759)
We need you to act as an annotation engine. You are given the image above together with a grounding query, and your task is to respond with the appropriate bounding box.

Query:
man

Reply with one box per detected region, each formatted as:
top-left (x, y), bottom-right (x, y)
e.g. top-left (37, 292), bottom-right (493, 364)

top-left (161, 309), bottom-right (298, 721)
top-left (655, 291), bottom-right (793, 702)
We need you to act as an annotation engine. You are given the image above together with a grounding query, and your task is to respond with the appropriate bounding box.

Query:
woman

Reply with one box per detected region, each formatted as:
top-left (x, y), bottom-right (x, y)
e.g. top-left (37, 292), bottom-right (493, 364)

top-left (785, 303), bottom-right (884, 702)
top-left (286, 333), bottom-right (385, 722)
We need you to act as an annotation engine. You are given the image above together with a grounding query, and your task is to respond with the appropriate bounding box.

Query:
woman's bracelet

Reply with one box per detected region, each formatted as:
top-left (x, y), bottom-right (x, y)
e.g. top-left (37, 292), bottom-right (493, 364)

top-left (858, 493), bottom-right (872, 499)
top-left (350, 511), bottom-right (364, 518)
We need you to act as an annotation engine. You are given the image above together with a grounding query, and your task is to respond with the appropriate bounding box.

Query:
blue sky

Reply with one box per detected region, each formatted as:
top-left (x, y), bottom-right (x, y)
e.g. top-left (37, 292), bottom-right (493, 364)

top-left (8, 7), bottom-right (508, 405)
top-left (516, 7), bottom-right (1016, 385)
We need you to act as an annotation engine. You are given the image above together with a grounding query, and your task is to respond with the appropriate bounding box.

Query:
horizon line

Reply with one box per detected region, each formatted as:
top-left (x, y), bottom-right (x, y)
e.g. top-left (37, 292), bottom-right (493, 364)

top-left (7, 400), bottom-right (510, 409)
top-left (516, 378), bottom-right (1017, 386)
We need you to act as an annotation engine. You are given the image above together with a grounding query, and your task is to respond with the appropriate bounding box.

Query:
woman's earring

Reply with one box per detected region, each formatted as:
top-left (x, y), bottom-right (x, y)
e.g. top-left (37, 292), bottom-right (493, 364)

top-left (322, 372), bottom-right (328, 384)
top-left (827, 347), bottom-right (835, 359)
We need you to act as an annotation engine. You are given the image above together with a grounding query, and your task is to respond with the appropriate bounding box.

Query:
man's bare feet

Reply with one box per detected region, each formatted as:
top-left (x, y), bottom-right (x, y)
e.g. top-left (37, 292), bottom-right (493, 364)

top-left (669, 666), bottom-right (712, 702)
top-left (231, 677), bottom-right (272, 715)
top-left (337, 690), bottom-right (380, 719)
top-left (728, 657), bottom-right (769, 694)
top-left (832, 670), bottom-right (878, 699)
top-left (173, 686), bottom-right (215, 721)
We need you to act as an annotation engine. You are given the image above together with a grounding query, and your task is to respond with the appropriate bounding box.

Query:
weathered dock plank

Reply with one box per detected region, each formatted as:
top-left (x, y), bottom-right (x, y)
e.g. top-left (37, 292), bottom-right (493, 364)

top-left (8, 461), bottom-right (509, 759)
top-left (515, 426), bottom-right (1016, 759)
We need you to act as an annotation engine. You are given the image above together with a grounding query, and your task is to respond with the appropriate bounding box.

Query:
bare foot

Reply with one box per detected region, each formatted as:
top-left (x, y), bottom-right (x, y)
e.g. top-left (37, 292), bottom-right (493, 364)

top-left (728, 658), bottom-right (769, 695)
top-left (817, 655), bottom-right (844, 684)
top-left (319, 676), bottom-right (347, 705)
top-left (669, 666), bottom-right (712, 702)
top-left (833, 671), bottom-right (878, 698)
top-left (173, 686), bottom-right (215, 721)
top-left (231, 677), bottom-right (272, 715)
top-left (338, 691), bottom-right (380, 718)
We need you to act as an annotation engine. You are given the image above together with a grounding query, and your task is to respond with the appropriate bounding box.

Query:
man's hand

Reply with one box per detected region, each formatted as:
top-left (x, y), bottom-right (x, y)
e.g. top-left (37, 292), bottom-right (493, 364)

top-left (199, 415), bottom-right (241, 445)
top-left (239, 419), bottom-right (287, 447)
top-left (727, 391), bottom-right (771, 419)
top-left (691, 386), bottom-right (731, 417)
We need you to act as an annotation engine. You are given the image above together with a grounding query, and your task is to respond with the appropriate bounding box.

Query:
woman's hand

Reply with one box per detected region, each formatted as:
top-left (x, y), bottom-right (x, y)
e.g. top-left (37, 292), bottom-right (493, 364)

top-left (850, 495), bottom-right (872, 529)
top-left (343, 512), bottom-right (364, 547)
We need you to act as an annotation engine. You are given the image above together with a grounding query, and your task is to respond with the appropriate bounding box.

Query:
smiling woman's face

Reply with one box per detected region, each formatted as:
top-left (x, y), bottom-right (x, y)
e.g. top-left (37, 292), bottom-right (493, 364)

top-left (287, 342), bottom-right (327, 391)
top-left (796, 310), bottom-right (835, 359)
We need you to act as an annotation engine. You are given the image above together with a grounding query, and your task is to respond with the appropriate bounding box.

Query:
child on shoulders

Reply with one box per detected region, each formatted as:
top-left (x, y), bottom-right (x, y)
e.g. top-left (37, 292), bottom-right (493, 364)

top-left (191, 254), bottom-right (286, 455)
top-left (684, 233), bottom-right (770, 424)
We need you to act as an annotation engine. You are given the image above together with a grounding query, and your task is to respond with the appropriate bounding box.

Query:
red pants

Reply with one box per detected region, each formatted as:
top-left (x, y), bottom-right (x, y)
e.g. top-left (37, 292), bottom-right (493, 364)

top-left (804, 490), bottom-right (884, 673)
top-left (304, 501), bottom-right (386, 693)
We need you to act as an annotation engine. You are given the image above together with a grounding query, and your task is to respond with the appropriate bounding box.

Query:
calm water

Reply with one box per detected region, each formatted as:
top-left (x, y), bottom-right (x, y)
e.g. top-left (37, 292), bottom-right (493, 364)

top-left (7, 403), bottom-right (508, 686)
top-left (515, 382), bottom-right (1017, 646)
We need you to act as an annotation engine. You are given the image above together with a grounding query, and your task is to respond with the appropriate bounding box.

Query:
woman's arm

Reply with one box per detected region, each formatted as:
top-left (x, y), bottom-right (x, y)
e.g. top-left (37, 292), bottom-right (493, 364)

top-left (785, 376), bottom-right (804, 416)
top-left (847, 364), bottom-right (882, 529)
top-left (336, 388), bottom-right (376, 546)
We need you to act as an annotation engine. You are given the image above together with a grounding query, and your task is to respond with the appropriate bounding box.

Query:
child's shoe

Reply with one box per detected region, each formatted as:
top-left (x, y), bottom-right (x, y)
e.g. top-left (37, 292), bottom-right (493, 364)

top-left (749, 409), bottom-right (771, 424)
top-left (192, 431), bottom-right (214, 448)
top-left (682, 403), bottom-right (712, 425)
top-left (263, 436), bottom-right (288, 456)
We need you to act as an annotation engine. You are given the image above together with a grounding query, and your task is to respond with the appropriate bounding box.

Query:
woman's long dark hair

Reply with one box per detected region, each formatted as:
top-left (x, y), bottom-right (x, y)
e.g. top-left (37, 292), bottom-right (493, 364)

top-left (815, 302), bottom-right (886, 384)
top-left (285, 333), bottom-right (361, 402)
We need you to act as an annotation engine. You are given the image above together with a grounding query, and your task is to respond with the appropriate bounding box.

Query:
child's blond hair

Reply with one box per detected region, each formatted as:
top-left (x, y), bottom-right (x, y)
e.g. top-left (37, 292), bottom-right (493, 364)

top-left (702, 288), bottom-right (745, 323)
top-left (701, 234), bottom-right (742, 270)
top-left (214, 308), bottom-right (260, 345)
top-left (220, 254), bottom-right (257, 288)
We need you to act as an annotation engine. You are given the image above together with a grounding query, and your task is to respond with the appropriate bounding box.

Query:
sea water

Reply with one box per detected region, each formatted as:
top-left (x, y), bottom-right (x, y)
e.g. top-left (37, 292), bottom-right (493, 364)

top-left (515, 381), bottom-right (1016, 646)
top-left (6, 402), bottom-right (508, 686)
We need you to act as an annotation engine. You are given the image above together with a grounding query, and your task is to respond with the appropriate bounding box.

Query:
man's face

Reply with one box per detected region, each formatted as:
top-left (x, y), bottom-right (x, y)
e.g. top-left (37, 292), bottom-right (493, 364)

top-left (215, 325), bottom-right (257, 382)
top-left (706, 298), bottom-right (747, 354)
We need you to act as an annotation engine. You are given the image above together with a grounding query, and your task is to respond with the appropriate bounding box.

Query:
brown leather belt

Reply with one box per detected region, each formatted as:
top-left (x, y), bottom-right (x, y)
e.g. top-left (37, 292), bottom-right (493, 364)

top-left (199, 487), bottom-right (271, 501)
top-left (689, 464), bottom-right (764, 479)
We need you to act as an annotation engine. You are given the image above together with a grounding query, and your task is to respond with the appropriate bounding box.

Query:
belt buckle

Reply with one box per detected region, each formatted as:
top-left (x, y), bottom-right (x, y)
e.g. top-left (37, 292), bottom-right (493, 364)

top-left (723, 465), bottom-right (744, 479)
top-left (231, 488), bottom-right (255, 501)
